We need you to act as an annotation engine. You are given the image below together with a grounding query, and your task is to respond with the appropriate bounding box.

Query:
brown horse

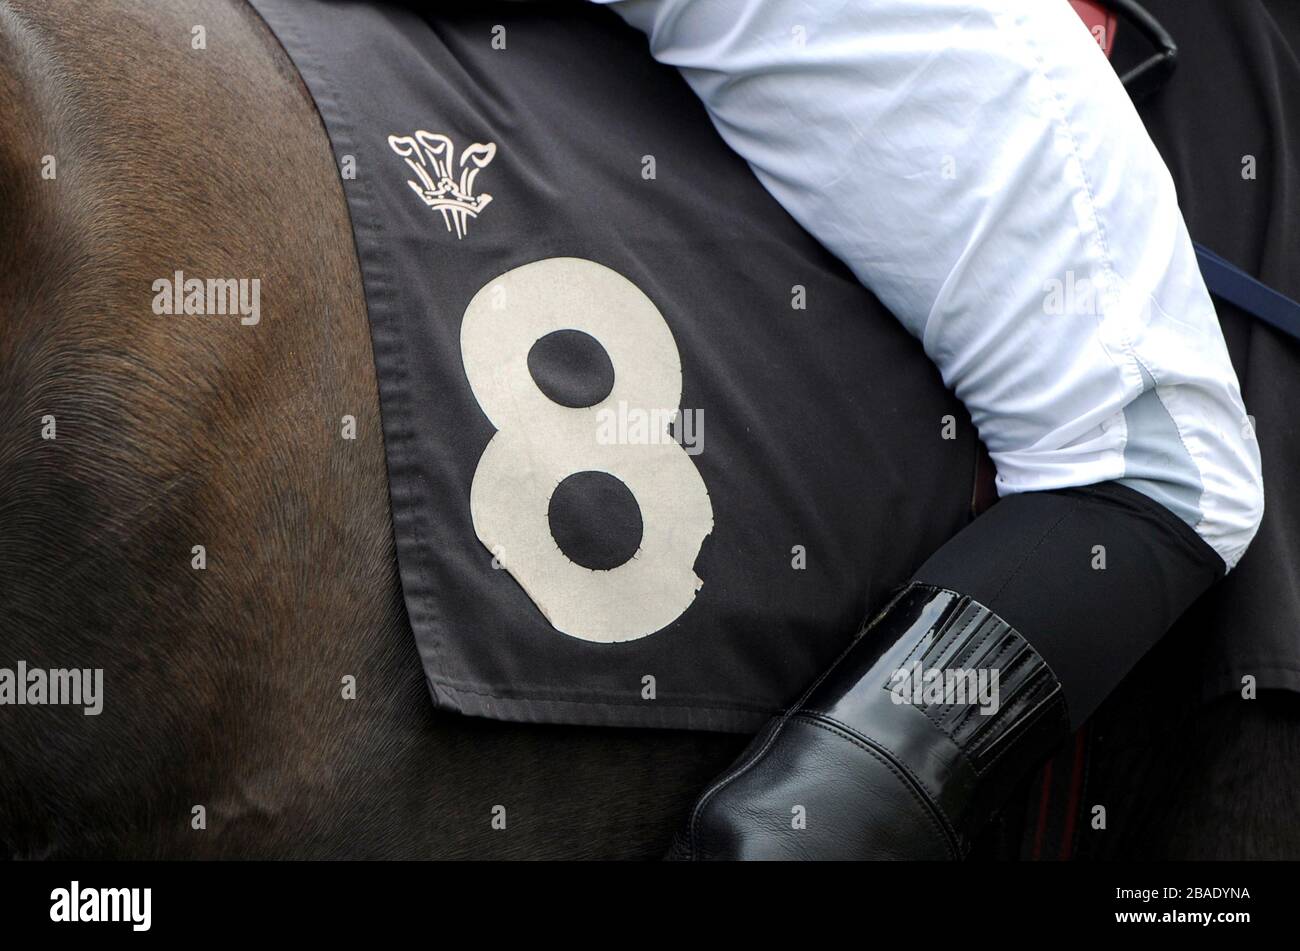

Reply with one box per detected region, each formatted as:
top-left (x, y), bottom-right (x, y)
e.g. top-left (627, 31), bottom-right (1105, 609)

top-left (0, 0), bottom-right (746, 859)
top-left (1, 0), bottom-right (1296, 859)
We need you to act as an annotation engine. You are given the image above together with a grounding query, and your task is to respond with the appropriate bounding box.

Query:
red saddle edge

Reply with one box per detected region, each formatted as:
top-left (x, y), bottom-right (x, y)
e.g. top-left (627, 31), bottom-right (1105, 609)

top-left (1069, 0), bottom-right (1118, 58)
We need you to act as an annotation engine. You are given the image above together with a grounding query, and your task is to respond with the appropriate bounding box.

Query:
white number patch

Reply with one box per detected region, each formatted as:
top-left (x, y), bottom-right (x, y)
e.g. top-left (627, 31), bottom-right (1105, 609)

top-left (461, 257), bottom-right (713, 643)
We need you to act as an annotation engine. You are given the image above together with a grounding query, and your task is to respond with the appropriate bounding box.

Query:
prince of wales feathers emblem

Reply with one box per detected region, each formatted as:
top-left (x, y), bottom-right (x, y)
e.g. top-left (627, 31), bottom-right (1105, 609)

top-left (388, 131), bottom-right (496, 239)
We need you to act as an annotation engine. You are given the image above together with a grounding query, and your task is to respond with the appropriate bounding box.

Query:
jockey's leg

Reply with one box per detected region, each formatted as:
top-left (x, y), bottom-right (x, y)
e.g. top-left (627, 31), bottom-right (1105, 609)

top-left (611, 0), bottom-right (1265, 860)
top-left (669, 482), bottom-right (1224, 860)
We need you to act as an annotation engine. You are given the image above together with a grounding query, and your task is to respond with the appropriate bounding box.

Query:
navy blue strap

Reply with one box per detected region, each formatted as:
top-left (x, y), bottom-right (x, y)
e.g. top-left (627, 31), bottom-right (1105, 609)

top-left (1195, 242), bottom-right (1300, 343)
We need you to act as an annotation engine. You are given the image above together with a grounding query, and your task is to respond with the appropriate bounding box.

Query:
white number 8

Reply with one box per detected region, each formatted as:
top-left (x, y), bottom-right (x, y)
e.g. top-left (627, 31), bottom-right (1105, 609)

top-left (461, 257), bottom-right (713, 643)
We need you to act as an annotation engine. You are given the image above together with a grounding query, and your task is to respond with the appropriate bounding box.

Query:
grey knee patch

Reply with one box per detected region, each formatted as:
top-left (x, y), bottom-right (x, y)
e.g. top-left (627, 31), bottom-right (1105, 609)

top-left (1118, 364), bottom-right (1203, 530)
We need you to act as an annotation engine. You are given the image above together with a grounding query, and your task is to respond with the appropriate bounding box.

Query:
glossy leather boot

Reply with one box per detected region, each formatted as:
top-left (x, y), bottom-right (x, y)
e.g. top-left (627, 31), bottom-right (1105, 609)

top-left (668, 583), bottom-right (1071, 860)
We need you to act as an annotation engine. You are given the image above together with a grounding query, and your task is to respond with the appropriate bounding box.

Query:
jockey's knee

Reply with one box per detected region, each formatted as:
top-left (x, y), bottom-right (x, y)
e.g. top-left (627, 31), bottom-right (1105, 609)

top-left (985, 354), bottom-right (1264, 576)
top-left (1114, 374), bottom-right (1264, 573)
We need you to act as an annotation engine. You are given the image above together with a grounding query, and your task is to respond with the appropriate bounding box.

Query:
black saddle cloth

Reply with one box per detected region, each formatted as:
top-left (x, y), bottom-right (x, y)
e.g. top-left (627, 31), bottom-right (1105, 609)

top-left (248, 0), bottom-right (1300, 735)
top-left (248, 0), bottom-right (979, 730)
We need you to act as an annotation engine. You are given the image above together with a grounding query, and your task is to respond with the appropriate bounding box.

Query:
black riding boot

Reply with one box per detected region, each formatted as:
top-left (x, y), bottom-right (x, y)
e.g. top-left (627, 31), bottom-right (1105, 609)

top-left (667, 583), bottom-right (1069, 860)
top-left (668, 483), bottom-right (1228, 860)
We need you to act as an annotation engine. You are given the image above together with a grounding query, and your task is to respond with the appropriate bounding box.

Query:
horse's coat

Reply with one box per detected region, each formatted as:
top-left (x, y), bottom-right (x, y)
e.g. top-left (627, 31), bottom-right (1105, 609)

top-left (248, 0), bottom-right (983, 730)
